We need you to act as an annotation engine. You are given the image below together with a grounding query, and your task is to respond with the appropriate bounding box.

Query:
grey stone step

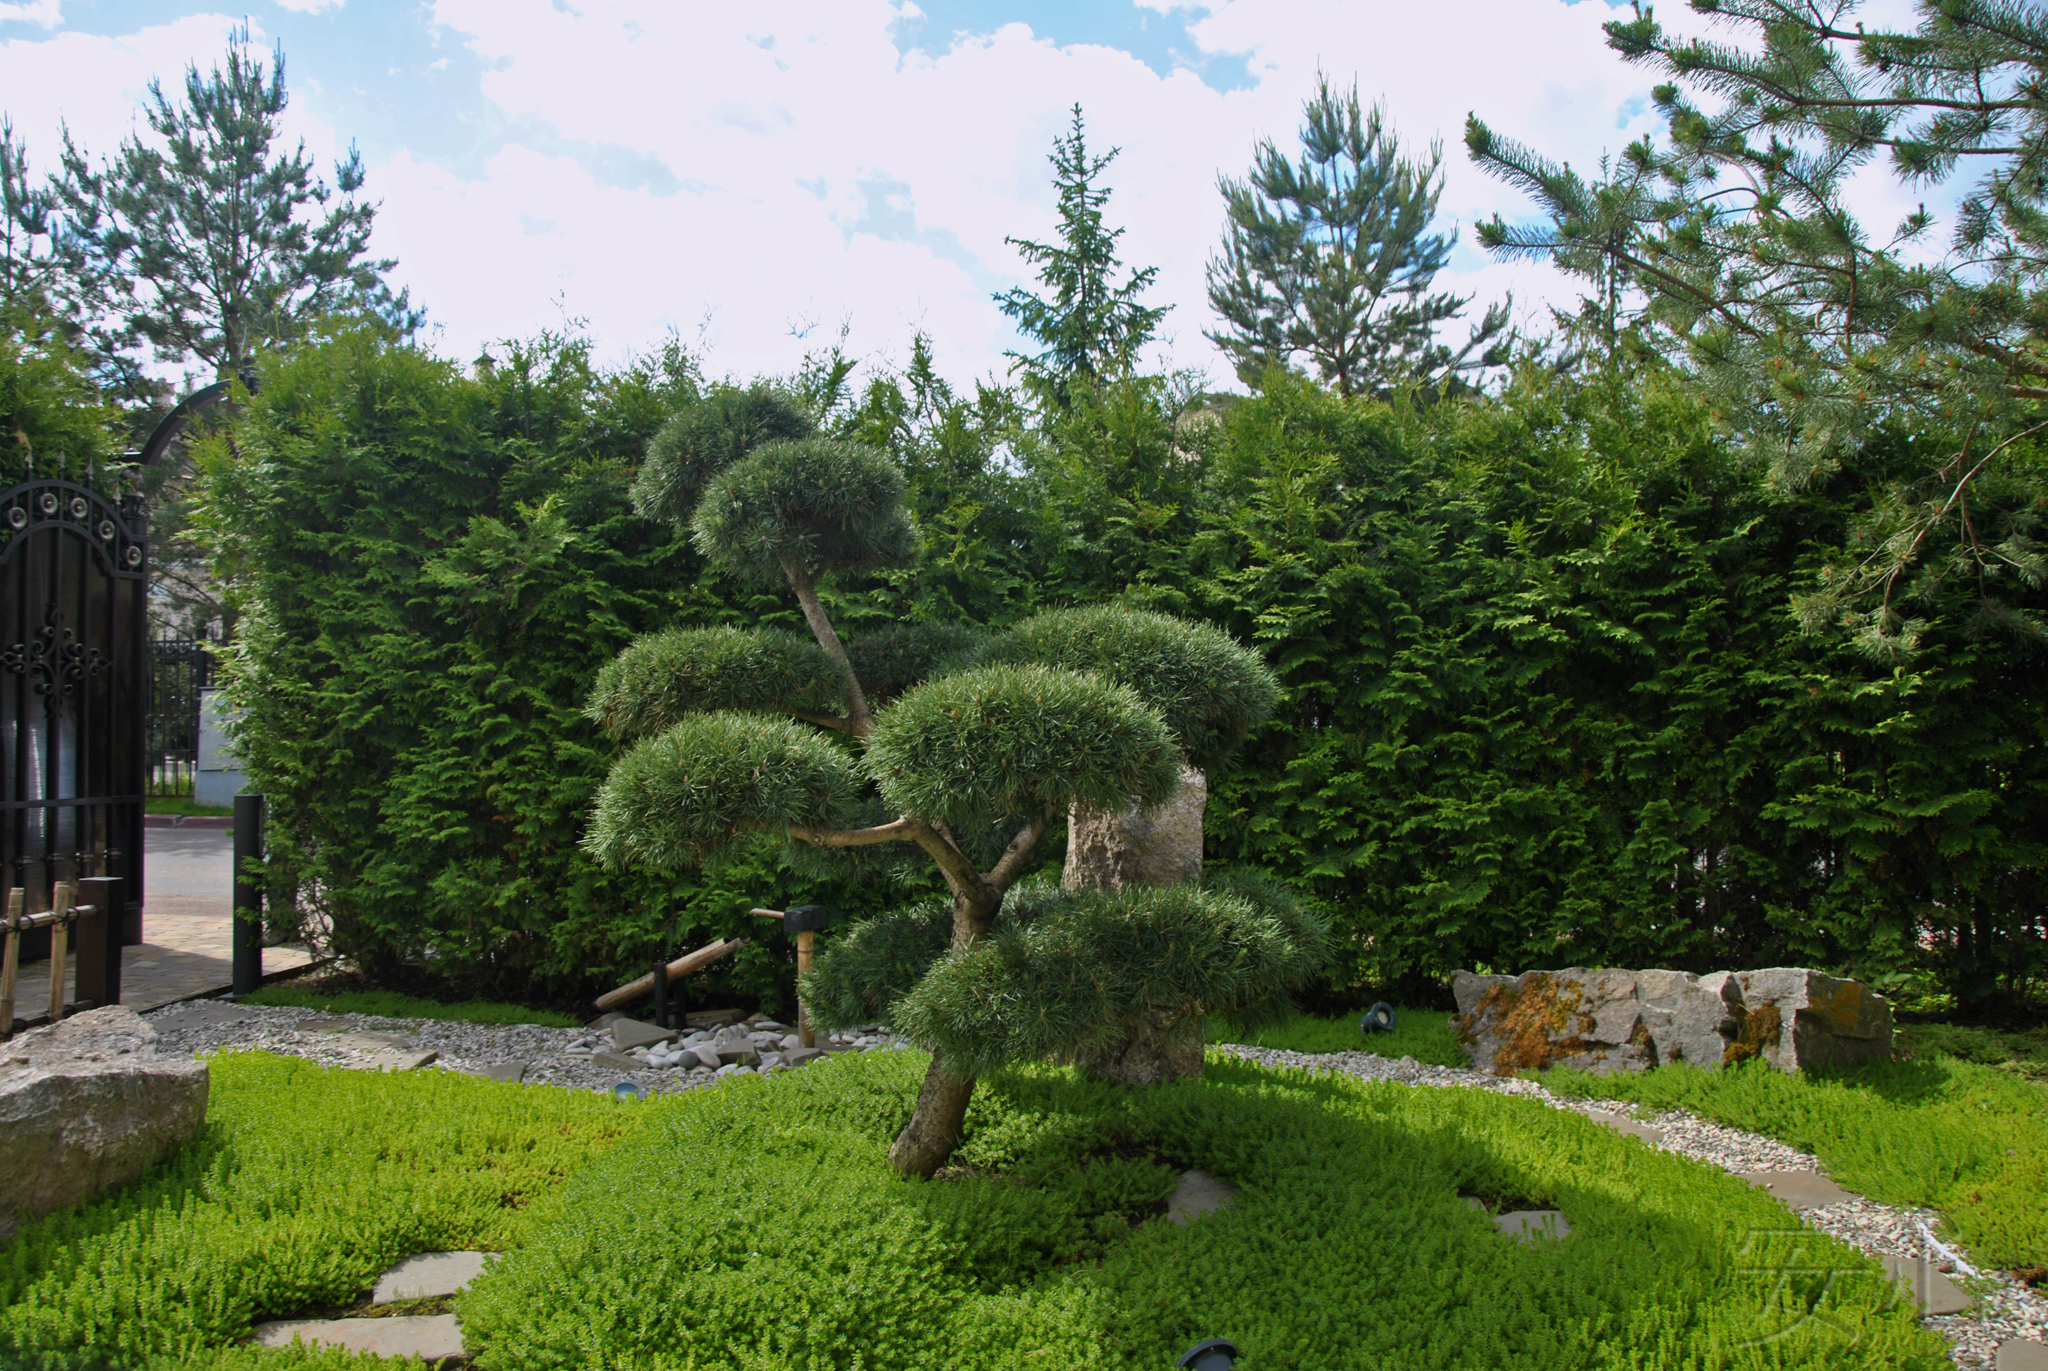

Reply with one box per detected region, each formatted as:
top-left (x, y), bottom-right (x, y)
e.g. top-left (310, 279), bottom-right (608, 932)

top-left (479, 1061), bottom-right (527, 1083)
top-left (373, 1251), bottom-right (488, 1303)
top-left (1494, 1209), bottom-right (1571, 1243)
top-left (1736, 1169), bottom-right (1856, 1210)
top-left (1998, 1339), bottom-right (2048, 1371)
top-left (255, 1313), bottom-right (466, 1360)
top-left (1879, 1254), bottom-right (1974, 1316)
top-left (610, 1019), bottom-right (676, 1050)
top-left (1583, 1109), bottom-right (1665, 1146)
top-left (1166, 1169), bottom-right (1234, 1224)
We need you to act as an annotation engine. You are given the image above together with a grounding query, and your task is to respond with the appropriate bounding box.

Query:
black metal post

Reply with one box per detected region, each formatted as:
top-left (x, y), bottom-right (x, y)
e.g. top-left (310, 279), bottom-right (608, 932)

top-left (76, 875), bottom-right (124, 1010)
top-left (231, 793), bottom-right (264, 997)
top-left (650, 957), bottom-right (668, 1029)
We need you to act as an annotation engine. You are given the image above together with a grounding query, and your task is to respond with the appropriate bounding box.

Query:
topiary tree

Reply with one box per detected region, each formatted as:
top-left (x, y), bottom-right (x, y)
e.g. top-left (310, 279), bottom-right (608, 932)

top-left (587, 387), bottom-right (1315, 1175)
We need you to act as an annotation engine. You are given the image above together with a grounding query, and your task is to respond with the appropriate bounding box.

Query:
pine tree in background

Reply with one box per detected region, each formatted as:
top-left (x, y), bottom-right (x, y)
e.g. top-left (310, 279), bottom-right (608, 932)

top-left (1208, 76), bottom-right (1508, 396)
top-left (585, 393), bottom-right (1307, 1176)
top-left (995, 105), bottom-right (1167, 408)
top-left (1467, 0), bottom-right (2048, 655)
top-left (52, 35), bottom-right (417, 383)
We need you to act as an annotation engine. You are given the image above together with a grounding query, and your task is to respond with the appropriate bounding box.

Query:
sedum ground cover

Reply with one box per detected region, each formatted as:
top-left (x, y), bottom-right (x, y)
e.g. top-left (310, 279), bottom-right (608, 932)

top-left (0, 1052), bottom-right (630, 1370)
top-left (0, 1045), bottom-right (1954, 1370)
top-left (1211, 1007), bottom-right (1464, 1064)
top-left (1544, 1052), bottom-right (2048, 1272)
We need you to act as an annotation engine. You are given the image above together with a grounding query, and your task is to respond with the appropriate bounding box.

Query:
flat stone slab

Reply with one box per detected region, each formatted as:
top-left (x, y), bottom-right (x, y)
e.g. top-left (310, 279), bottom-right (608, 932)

top-left (255, 1314), bottom-right (466, 1360)
top-left (1737, 1170), bottom-right (1857, 1210)
top-left (1495, 1209), bottom-right (1571, 1243)
top-left (1879, 1254), bottom-right (1974, 1315)
top-left (296, 1017), bottom-right (356, 1034)
top-left (148, 1001), bottom-right (259, 1029)
top-left (1166, 1169), bottom-right (1234, 1224)
top-left (373, 1251), bottom-right (488, 1303)
top-left (1998, 1339), bottom-right (2048, 1371)
top-left (479, 1062), bottom-right (527, 1083)
top-left (588, 1050), bottom-right (645, 1072)
top-left (610, 1019), bottom-right (676, 1050)
top-left (1583, 1109), bottom-right (1665, 1146)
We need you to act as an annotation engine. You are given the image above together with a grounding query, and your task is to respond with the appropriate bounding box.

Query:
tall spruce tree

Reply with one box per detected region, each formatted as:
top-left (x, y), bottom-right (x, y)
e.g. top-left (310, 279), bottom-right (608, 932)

top-left (586, 391), bottom-right (1310, 1176)
top-left (995, 105), bottom-right (1167, 408)
top-left (54, 36), bottom-right (416, 380)
top-left (1467, 0), bottom-right (2048, 653)
top-left (1208, 76), bottom-right (1507, 395)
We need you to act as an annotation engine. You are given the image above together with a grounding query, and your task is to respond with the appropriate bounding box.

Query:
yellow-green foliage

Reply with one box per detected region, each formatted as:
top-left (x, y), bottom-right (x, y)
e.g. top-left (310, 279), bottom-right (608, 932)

top-left (461, 1050), bottom-right (1946, 1371)
top-left (1214, 1007), bottom-right (1465, 1065)
top-left (0, 1052), bottom-right (630, 1370)
top-left (1544, 1052), bottom-right (2048, 1269)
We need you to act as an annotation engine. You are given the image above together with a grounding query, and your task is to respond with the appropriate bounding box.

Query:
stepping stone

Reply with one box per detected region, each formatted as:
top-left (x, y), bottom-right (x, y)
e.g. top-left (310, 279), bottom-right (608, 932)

top-left (1495, 1209), bottom-right (1571, 1244)
top-left (1166, 1169), bottom-right (1234, 1225)
top-left (1737, 1170), bottom-right (1857, 1210)
top-left (373, 1251), bottom-right (488, 1303)
top-left (338, 1031), bottom-right (415, 1050)
top-left (610, 1018), bottom-right (676, 1050)
top-left (589, 1050), bottom-right (644, 1071)
top-left (150, 1001), bottom-right (259, 1028)
top-left (1880, 1254), bottom-right (1974, 1316)
top-left (255, 1314), bottom-right (466, 1360)
top-left (782, 1047), bottom-right (825, 1068)
top-left (1998, 1340), bottom-right (2048, 1371)
top-left (683, 1008), bottom-right (747, 1029)
top-left (479, 1061), bottom-right (527, 1083)
top-left (296, 1017), bottom-right (356, 1034)
top-left (1583, 1109), bottom-right (1665, 1146)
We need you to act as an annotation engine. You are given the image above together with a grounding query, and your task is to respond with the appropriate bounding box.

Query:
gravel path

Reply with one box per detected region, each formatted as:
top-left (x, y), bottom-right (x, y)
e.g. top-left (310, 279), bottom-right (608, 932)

top-left (1215, 1043), bottom-right (2048, 1371)
top-left (136, 1003), bottom-right (2042, 1369)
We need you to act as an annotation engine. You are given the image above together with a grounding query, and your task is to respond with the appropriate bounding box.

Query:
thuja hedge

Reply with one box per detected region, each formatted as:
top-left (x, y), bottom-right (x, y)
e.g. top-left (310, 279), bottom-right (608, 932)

top-left (1153, 372), bottom-right (2048, 1009)
top-left (461, 1049), bottom-right (1944, 1370)
top-left (196, 326), bottom-right (948, 999)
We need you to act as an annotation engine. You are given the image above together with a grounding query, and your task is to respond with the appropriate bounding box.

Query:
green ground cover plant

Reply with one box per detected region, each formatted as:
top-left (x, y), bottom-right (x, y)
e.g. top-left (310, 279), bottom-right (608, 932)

top-left (1210, 1007), bottom-right (1463, 1064)
top-left (237, 986), bottom-right (580, 1028)
top-left (0, 1051), bottom-right (629, 1370)
top-left (1543, 1056), bottom-right (2048, 1271)
top-left (460, 1049), bottom-right (1944, 1371)
top-left (144, 797), bottom-right (233, 817)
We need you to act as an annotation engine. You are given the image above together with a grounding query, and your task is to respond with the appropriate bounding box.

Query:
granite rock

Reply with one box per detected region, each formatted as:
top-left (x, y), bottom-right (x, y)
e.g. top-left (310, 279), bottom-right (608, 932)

top-left (1634, 969), bottom-right (1741, 1068)
top-left (1451, 968), bottom-right (1653, 1074)
top-left (0, 1007), bottom-right (209, 1242)
top-left (1727, 968), bottom-right (1894, 1072)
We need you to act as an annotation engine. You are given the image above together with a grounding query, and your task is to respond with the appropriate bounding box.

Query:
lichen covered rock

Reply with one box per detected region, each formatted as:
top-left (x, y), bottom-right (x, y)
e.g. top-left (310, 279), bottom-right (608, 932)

top-left (0, 1006), bottom-right (209, 1242)
top-left (1450, 965), bottom-right (1892, 1076)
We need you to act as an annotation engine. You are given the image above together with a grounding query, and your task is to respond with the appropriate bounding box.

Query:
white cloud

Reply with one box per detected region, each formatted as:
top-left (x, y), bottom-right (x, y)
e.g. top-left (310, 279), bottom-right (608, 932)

top-left (273, 0), bottom-right (346, 12)
top-left (0, 0), bottom-right (62, 30)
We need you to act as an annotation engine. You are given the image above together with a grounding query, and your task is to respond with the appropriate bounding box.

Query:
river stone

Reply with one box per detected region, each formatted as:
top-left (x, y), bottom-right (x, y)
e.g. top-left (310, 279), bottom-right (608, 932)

top-left (0, 1006), bottom-right (209, 1242)
top-left (610, 1019), bottom-right (676, 1050)
top-left (1726, 968), bottom-right (1893, 1072)
top-left (1634, 969), bottom-right (1741, 1067)
top-left (1451, 968), bottom-right (1653, 1075)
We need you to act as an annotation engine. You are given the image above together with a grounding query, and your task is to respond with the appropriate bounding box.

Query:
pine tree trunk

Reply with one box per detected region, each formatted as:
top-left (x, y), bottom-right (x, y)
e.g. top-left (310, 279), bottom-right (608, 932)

top-left (1065, 765), bottom-right (1209, 1087)
top-left (888, 1059), bottom-right (976, 1178)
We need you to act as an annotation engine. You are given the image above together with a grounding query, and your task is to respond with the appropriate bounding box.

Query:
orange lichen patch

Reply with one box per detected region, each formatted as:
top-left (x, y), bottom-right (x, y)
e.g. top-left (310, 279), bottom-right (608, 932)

top-left (1723, 1003), bottom-right (1782, 1066)
top-left (1479, 973), bottom-right (1593, 1075)
top-left (1814, 980), bottom-right (1868, 1033)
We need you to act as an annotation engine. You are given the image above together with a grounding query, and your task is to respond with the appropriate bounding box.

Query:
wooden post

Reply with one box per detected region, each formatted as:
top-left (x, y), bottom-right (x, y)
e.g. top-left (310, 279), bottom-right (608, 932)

top-left (797, 928), bottom-right (815, 1049)
top-left (47, 881), bottom-right (72, 1023)
top-left (75, 876), bottom-right (124, 1011)
top-left (0, 888), bottom-right (22, 1037)
top-left (592, 937), bottom-right (748, 1014)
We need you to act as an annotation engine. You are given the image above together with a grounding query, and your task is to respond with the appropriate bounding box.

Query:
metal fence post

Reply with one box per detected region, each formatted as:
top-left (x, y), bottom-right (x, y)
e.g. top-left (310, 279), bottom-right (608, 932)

top-left (232, 793), bottom-right (264, 997)
top-left (75, 875), bottom-right (124, 1011)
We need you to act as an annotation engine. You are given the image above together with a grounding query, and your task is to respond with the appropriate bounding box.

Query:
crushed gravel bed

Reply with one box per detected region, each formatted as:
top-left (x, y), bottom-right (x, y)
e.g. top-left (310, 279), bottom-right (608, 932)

top-left (1214, 1042), bottom-right (2047, 1370)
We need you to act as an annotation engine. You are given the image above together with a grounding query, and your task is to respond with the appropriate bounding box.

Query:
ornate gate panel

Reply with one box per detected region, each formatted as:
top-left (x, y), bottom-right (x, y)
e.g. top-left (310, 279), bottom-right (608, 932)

top-left (0, 479), bottom-right (147, 962)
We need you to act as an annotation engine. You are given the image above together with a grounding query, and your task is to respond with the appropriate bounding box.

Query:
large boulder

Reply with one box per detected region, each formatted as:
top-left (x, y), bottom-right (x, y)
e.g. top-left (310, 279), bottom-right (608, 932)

top-left (1635, 969), bottom-right (1742, 1068)
top-left (1449, 965), bottom-right (1892, 1076)
top-left (1451, 968), bottom-right (1654, 1075)
top-left (0, 1006), bottom-right (209, 1242)
top-left (1723, 968), bottom-right (1894, 1072)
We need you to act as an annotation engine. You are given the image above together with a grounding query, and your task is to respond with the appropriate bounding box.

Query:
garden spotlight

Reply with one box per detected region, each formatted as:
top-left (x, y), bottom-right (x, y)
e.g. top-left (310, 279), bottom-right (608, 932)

top-left (1360, 1001), bottom-right (1397, 1034)
top-left (1178, 1338), bottom-right (1238, 1370)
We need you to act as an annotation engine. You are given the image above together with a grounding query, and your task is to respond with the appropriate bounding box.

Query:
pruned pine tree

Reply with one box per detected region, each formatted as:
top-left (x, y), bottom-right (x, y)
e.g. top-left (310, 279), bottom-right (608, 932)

top-left (995, 105), bottom-right (1168, 409)
top-left (54, 36), bottom-right (417, 380)
top-left (1467, 0), bottom-right (2048, 654)
top-left (586, 389), bottom-right (1310, 1176)
top-left (1208, 76), bottom-right (1508, 396)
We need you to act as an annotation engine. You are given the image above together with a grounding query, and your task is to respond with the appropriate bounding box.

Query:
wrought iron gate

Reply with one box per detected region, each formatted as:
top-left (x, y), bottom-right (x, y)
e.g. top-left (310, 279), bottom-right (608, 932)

top-left (0, 478), bottom-right (148, 962)
top-left (148, 637), bottom-right (216, 796)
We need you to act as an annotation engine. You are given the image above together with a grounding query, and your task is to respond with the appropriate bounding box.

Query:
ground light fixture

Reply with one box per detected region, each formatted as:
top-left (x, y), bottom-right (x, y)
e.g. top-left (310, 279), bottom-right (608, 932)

top-left (1360, 1001), bottom-right (1398, 1034)
top-left (1178, 1338), bottom-right (1238, 1370)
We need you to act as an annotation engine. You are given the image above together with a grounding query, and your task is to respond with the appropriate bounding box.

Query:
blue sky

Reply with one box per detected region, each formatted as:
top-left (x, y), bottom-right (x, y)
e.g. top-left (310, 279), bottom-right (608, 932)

top-left (0, 0), bottom-right (1696, 387)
